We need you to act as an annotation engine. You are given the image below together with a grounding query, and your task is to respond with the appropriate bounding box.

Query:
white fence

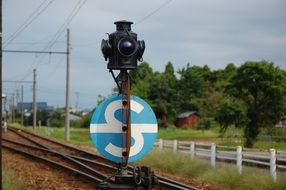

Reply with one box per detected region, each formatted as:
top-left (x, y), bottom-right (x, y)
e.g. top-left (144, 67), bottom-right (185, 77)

top-left (154, 139), bottom-right (286, 181)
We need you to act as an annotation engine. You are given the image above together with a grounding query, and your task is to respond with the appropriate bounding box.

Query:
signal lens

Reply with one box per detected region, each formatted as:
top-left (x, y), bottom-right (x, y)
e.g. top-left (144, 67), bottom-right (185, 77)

top-left (118, 38), bottom-right (137, 57)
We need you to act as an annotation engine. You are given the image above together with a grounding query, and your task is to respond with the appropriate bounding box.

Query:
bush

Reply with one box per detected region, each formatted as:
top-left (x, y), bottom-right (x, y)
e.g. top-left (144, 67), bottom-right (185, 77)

top-left (137, 149), bottom-right (286, 190)
top-left (70, 113), bottom-right (92, 128)
top-left (197, 117), bottom-right (213, 130)
top-left (49, 119), bottom-right (64, 128)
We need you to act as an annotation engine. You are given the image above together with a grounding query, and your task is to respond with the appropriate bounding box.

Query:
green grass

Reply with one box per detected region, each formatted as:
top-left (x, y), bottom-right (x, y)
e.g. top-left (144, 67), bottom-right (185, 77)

top-left (158, 126), bottom-right (286, 150)
top-left (137, 149), bottom-right (286, 190)
top-left (158, 127), bottom-right (220, 140)
top-left (13, 125), bottom-right (92, 146)
top-left (9, 124), bottom-right (286, 189)
top-left (3, 167), bottom-right (27, 190)
top-left (13, 124), bottom-right (286, 150)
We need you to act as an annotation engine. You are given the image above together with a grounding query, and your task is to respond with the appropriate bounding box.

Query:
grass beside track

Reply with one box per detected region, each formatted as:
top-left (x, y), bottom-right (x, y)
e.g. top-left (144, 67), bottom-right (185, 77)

top-left (2, 165), bottom-right (27, 190)
top-left (12, 124), bottom-right (93, 146)
top-left (11, 124), bottom-right (286, 150)
top-left (7, 124), bottom-right (286, 190)
top-left (137, 149), bottom-right (286, 190)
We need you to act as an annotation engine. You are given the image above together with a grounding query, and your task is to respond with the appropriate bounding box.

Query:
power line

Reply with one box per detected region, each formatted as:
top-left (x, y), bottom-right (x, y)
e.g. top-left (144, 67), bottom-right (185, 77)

top-left (39, 56), bottom-right (65, 83)
top-left (6, 40), bottom-right (65, 45)
top-left (3, 80), bottom-right (32, 83)
top-left (3, 0), bottom-right (55, 47)
top-left (135, 0), bottom-right (173, 25)
top-left (6, 0), bottom-right (87, 84)
top-left (42, 0), bottom-right (87, 52)
top-left (3, 49), bottom-right (67, 54)
top-left (31, 0), bottom-right (87, 70)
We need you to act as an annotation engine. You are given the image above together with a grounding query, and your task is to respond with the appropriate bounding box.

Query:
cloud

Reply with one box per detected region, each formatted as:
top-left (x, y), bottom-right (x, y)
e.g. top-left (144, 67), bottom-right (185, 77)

top-left (3, 0), bottom-right (286, 108)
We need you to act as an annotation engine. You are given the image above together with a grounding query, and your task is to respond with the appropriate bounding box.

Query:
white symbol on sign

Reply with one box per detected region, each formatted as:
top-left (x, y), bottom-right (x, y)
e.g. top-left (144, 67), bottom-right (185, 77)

top-left (90, 100), bottom-right (157, 157)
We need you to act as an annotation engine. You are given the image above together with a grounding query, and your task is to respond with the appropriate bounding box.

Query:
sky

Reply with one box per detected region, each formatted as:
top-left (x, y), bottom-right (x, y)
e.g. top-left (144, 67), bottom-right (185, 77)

top-left (3, 0), bottom-right (286, 110)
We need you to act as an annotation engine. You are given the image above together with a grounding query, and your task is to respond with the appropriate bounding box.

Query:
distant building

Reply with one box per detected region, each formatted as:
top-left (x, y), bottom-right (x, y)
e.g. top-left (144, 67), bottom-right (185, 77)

top-left (17, 102), bottom-right (54, 112)
top-left (69, 113), bottom-right (82, 121)
top-left (277, 117), bottom-right (286, 127)
top-left (175, 111), bottom-right (200, 128)
top-left (81, 108), bottom-right (92, 116)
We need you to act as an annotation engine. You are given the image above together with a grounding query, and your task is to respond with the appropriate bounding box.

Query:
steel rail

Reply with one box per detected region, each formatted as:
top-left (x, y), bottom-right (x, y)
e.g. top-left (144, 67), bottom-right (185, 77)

top-left (2, 144), bottom-right (101, 183)
top-left (2, 138), bottom-right (113, 183)
top-left (7, 127), bottom-right (200, 190)
top-left (8, 127), bottom-right (109, 162)
top-left (3, 137), bottom-right (117, 175)
top-left (158, 179), bottom-right (199, 190)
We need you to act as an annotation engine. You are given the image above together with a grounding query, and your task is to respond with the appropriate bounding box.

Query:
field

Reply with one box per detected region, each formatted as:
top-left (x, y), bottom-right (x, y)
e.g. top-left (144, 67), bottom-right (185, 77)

top-left (13, 124), bottom-right (286, 150)
top-left (158, 126), bottom-right (286, 150)
top-left (138, 149), bottom-right (286, 190)
top-left (6, 124), bottom-right (286, 190)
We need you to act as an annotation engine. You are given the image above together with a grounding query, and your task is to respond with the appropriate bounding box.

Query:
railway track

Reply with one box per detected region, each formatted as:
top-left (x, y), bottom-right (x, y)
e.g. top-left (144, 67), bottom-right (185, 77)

top-left (3, 126), bottom-right (200, 190)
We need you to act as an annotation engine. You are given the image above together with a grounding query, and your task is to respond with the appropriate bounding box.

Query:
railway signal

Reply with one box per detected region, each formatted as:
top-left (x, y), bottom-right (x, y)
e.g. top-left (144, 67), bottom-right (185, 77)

top-left (90, 20), bottom-right (158, 189)
top-left (101, 21), bottom-right (145, 70)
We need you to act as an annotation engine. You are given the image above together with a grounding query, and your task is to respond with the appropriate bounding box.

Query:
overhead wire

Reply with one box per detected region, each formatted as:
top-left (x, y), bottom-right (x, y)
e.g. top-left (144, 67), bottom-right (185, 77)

top-left (3, 0), bottom-right (55, 48)
top-left (18, 0), bottom-right (88, 81)
top-left (71, 0), bottom-right (172, 47)
top-left (32, 0), bottom-right (88, 69)
top-left (135, 0), bottom-right (173, 25)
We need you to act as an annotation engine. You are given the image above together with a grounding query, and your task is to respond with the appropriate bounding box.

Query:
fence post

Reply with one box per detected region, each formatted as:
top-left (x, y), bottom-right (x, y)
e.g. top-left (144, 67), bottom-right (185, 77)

top-left (236, 146), bottom-right (242, 174)
top-left (270, 149), bottom-right (277, 181)
top-left (211, 143), bottom-right (216, 168)
top-left (173, 139), bottom-right (178, 153)
top-left (158, 138), bottom-right (163, 150)
top-left (190, 142), bottom-right (195, 159)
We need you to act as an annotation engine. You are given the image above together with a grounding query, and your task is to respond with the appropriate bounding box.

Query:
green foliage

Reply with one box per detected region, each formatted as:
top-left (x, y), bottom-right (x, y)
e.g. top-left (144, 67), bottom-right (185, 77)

top-left (25, 110), bottom-right (49, 126)
top-left (138, 149), bottom-right (286, 190)
top-left (3, 166), bottom-right (27, 190)
top-left (227, 61), bottom-right (286, 147)
top-left (215, 99), bottom-right (247, 135)
top-left (197, 117), bottom-right (214, 131)
top-left (137, 150), bottom-right (209, 178)
top-left (158, 127), bottom-right (219, 140)
top-left (70, 113), bottom-right (92, 128)
top-left (130, 60), bottom-right (286, 147)
top-left (131, 62), bottom-right (179, 127)
top-left (49, 110), bottom-right (64, 128)
top-left (20, 126), bottom-right (92, 145)
top-left (130, 62), bottom-right (153, 100)
top-left (177, 64), bottom-right (212, 111)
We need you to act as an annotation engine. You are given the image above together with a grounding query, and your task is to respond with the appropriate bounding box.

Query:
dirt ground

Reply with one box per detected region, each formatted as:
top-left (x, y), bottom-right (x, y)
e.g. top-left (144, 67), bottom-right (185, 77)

top-left (2, 129), bottom-right (221, 190)
top-left (3, 150), bottom-right (97, 190)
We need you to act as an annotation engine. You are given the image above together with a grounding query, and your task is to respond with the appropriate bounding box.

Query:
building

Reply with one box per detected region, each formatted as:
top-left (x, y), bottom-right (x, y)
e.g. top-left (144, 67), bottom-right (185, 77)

top-left (175, 111), bottom-right (200, 128)
top-left (277, 117), bottom-right (286, 127)
top-left (17, 102), bottom-right (54, 112)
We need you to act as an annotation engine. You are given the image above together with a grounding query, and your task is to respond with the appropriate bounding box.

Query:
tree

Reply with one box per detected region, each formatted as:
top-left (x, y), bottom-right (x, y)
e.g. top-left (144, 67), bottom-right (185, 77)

top-left (215, 99), bottom-right (247, 136)
top-left (212, 63), bottom-right (237, 90)
top-left (25, 110), bottom-right (49, 126)
top-left (130, 62), bottom-right (153, 100)
top-left (227, 61), bottom-right (286, 147)
top-left (49, 110), bottom-right (64, 128)
top-left (148, 62), bottom-right (178, 127)
top-left (177, 64), bottom-right (212, 111)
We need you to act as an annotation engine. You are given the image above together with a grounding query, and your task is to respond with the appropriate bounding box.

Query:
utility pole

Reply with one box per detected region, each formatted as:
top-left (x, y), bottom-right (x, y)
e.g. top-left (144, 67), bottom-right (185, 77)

top-left (65, 28), bottom-right (70, 141)
top-left (21, 85), bottom-right (24, 126)
top-left (11, 93), bottom-right (14, 123)
top-left (16, 88), bottom-right (19, 105)
top-left (0, 0), bottom-right (3, 187)
top-left (75, 91), bottom-right (79, 113)
top-left (33, 69), bottom-right (36, 130)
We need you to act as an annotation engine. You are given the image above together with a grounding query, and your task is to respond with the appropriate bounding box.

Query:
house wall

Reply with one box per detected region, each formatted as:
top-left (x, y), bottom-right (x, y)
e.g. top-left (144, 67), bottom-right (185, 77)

top-left (175, 115), bottom-right (199, 128)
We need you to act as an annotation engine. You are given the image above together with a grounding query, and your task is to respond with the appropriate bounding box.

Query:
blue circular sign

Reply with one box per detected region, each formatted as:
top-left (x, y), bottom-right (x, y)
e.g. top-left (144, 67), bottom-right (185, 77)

top-left (90, 94), bottom-right (158, 163)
